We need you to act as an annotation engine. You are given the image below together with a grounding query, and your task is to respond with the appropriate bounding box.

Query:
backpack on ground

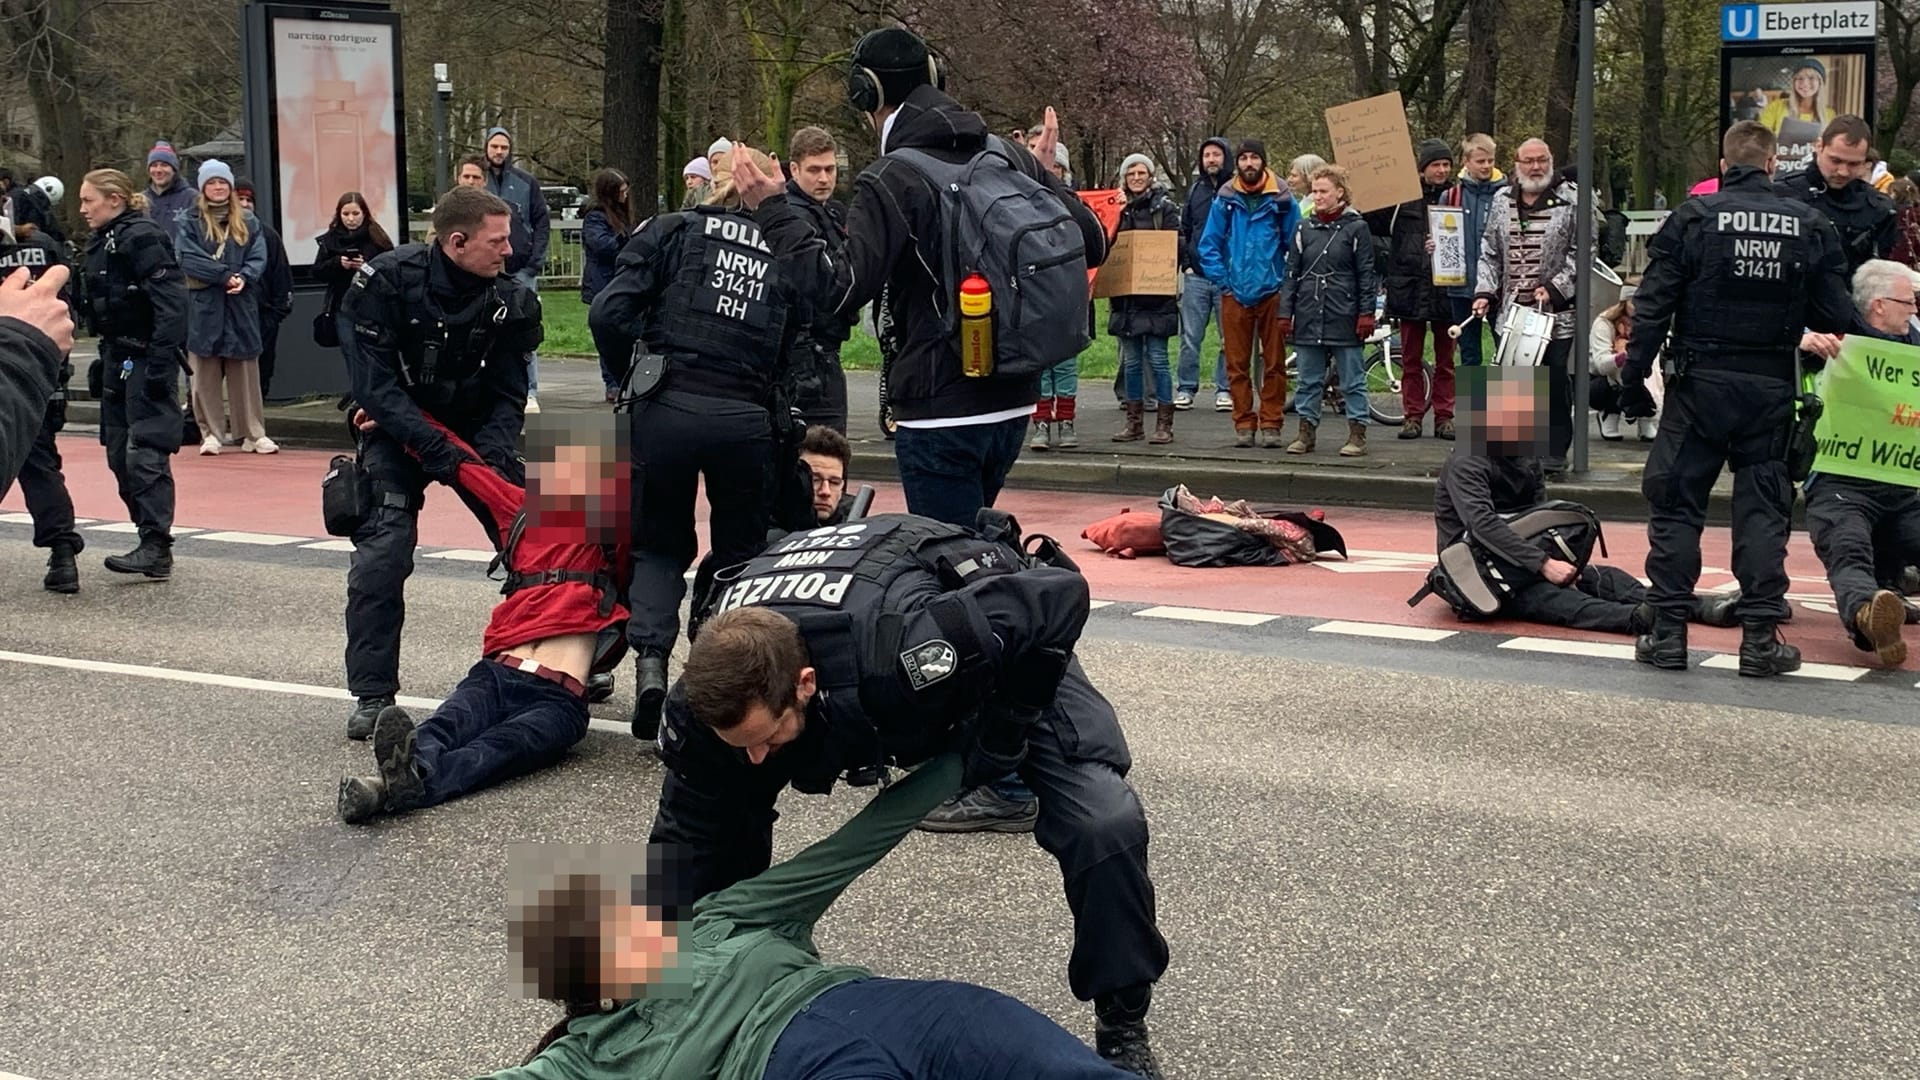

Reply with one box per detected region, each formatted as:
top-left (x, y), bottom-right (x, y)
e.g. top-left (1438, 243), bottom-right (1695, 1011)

top-left (889, 136), bottom-right (1091, 378)
top-left (1408, 500), bottom-right (1607, 618)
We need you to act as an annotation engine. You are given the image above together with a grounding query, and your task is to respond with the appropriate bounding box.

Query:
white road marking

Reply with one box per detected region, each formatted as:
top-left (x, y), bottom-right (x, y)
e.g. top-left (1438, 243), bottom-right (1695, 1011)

top-left (422, 548), bottom-right (497, 563)
top-left (1088, 600), bottom-right (1115, 610)
top-left (190, 530), bottom-right (307, 546)
top-left (1133, 605), bottom-right (1277, 627)
top-left (1, 1070), bottom-right (46, 1079)
top-left (87, 522), bottom-right (200, 535)
top-left (1308, 620), bottom-right (1457, 642)
top-left (301, 539), bottom-right (357, 552)
top-left (1697, 654), bottom-right (1870, 681)
top-left (1498, 636), bottom-right (1640, 661)
top-left (2, 513), bottom-right (94, 527)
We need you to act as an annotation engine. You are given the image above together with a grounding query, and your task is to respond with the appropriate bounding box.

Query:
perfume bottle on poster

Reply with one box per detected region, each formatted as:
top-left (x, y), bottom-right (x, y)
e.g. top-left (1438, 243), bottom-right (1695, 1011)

top-left (313, 79), bottom-right (365, 211)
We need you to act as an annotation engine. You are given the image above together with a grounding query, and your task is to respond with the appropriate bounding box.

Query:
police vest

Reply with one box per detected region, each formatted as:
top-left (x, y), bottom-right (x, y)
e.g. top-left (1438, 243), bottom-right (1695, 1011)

top-left (702, 514), bottom-right (1027, 789)
top-left (652, 209), bottom-right (791, 378)
top-left (1680, 194), bottom-right (1815, 355)
top-left (385, 246), bottom-right (514, 387)
top-left (84, 215), bottom-right (167, 342)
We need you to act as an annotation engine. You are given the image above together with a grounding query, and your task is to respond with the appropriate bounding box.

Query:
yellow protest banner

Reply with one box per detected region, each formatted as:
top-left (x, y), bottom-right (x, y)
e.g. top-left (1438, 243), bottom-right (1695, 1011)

top-left (1811, 335), bottom-right (1920, 486)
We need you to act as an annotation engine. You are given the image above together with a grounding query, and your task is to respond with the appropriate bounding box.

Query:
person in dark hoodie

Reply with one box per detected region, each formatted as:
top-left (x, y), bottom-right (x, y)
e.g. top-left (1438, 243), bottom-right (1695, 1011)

top-left (232, 177), bottom-right (292, 402)
top-left (141, 141), bottom-right (196, 248)
top-left (1369, 138), bottom-right (1458, 440)
top-left (313, 191), bottom-right (398, 350)
top-left (1176, 136), bottom-right (1232, 411)
top-left (483, 126), bottom-right (552, 412)
top-left (779, 125), bottom-right (854, 433)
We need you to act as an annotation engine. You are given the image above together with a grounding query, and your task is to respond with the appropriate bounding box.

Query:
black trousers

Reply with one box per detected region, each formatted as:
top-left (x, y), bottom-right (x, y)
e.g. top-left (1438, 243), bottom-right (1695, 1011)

top-left (98, 354), bottom-right (181, 543)
top-left (792, 345), bottom-right (848, 435)
top-left (0, 403), bottom-right (82, 551)
top-left (1503, 563), bottom-right (1646, 633)
top-left (343, 431), bottom-right (501, 698)
top-left (1805, 474), bottom-right (1920, 633)
top-left (1642, 368), bottom-right (1795, 624)
top-left (1542, 337), bottom-right (1574, 465)
top-left (258, 314), bottom-right (283, 401)
top-left (625, 389), bottom-right (771, 654)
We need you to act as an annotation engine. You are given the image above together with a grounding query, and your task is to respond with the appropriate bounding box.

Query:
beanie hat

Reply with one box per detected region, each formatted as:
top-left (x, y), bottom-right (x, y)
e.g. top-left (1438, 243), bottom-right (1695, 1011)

top-left (196, 159), bottom-right (234, 192)
top-left (232, 175), bottom-right (256, 198)
top-left (1055, 142), bottom-right (1071, 172)
top-left (852, 27), bottom-right (933, 107)
top-left (484, 126), bottom-right (511, 147)
top-left (684, 157), bottom-right (713, 182)
top-left (1235, 139), bottom-right (1267, 167)
top-left (707, 137), bottom-right (734, 159)
top-left (1793, 58), bottom-right (1827, 81)
top-left (1118, 152), bottom-right (1156, 186)
top-left (147, 141), bottom-right (179, 168)
top-left (1416, 138), bottom-right (1453, 171)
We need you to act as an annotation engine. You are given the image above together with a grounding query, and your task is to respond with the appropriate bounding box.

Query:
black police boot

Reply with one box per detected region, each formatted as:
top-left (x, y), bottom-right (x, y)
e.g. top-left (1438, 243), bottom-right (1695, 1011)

top-left (1094, 986), bottom-right (1164, 1079)
top-left (1629, 602), bottom-right (1656, 637)
top-left (103, 537), bottom-right (172, 580)
top-left (1738, 623), bottom-right (1801, 678)
top-left (336, 776), bottom-right (387, 825)
top-left (43, 541), bottom-right (79, 594)
top-left (1635, 613), bottom-right (1689, 671)
top-left (346, 693), bottom-right (395, 741)
top-left (586, 670), bottom-right (615, 704)
top-left (1691, 592), bottom-right (1741, 628)
top-left (632, 653), bottom-right (668, 740)
top-left (373, 705), bottom-right (427, 812)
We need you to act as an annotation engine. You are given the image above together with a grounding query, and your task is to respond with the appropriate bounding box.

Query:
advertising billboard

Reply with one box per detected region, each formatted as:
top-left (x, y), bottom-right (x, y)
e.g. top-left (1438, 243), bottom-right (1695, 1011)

top-left (1721, 4), bottom-right (1876, 178)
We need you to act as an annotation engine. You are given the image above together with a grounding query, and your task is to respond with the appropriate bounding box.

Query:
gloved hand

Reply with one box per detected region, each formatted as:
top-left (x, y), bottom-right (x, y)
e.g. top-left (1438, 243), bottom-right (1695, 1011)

top-left (419, 441), bottom-right (466, 485)
top-left (1618, 365), bottom-right (1656, 420)
top-left (1275, 317), bottom-right (1293, 340)
top-left (485, 450), bottom-right (527, 488)
top-left (1355, 314), bottom-right (1376, 340)
top-left (963, 701), bottom-right (1040, 789)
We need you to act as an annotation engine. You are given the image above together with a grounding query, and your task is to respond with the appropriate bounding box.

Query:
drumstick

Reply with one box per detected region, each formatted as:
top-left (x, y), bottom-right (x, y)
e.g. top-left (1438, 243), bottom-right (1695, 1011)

top-left (1448, 312), bottom-right (1482, 340)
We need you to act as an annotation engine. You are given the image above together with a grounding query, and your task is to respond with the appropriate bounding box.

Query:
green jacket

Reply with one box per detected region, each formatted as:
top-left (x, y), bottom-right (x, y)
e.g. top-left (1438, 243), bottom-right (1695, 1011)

top-left (476, 754), bottom-right (964, 1080)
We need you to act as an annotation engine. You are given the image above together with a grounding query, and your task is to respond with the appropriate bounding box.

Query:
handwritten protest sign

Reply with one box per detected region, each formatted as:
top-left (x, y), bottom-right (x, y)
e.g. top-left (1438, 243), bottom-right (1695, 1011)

top-left (1325, 92), bottom-right (1421, 213)
top-left (1429, 207), bottom-right (1467, 287)
top-left (1811, 336), bottom-right (1920, 486)
top-left (1093, 230), bottom-right (1179, 298)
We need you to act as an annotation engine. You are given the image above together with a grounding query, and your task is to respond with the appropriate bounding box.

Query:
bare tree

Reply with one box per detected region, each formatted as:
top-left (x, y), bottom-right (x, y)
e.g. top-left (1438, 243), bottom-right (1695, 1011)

top-left (0, 0), bottom-right (95, 224)
top-left (605, 0), bottom-right (664, 212)
top-left (1462, 0), bottom-right (1500, 136)
top-left (1879, 0), bottom-right (1920, 155)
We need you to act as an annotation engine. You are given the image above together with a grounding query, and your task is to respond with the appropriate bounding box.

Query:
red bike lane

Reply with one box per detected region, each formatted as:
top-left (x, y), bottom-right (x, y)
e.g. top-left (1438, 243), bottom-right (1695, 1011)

top-left (8, 437), bottom-right (1892, 671)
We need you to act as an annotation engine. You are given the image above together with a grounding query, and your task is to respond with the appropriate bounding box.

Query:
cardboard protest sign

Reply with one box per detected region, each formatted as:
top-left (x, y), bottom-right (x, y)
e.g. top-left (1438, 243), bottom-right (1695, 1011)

top-left (1092, 230), bottom-right (1180, 298)
top-left (1325, 92), bottom-right (1421, 213)
top-left (1428, 206), bottom-right (1467, 287)
top-left (1811, 336), bottom-right (1920, 486)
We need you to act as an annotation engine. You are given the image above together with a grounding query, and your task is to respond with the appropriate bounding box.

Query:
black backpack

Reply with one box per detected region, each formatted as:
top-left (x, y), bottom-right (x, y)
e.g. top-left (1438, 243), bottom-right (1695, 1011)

top-left (889, 136), bottom-right (1092, 377)
top-left (1409, 500), bottom-right (1607, 618)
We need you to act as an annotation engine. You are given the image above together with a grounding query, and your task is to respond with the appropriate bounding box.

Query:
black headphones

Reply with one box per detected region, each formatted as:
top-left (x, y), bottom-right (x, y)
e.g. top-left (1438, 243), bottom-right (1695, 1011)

top-left (846, 30), bottom-right (943, 114)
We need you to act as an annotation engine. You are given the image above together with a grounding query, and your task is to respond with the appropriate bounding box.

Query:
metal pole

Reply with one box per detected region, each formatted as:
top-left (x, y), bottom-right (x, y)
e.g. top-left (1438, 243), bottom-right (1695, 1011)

top-left (1572, 0), bottom-right (1597, 475)
top-left (433, 63), bottom-right (452, 196)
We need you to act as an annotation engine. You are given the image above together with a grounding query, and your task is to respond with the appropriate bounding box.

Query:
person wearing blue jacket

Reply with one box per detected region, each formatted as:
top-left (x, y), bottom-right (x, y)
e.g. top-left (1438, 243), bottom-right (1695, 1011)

top-left (484, 126), bottom-right (552, 411)
top-left (1197, 138), bottom-right (1299, 447)
top-left (174, 159), bottom-right (273, 455)
top-left (1438, 134), bottom-right (1506, 366)
top-left (580, 168), bottom-right (634, 399)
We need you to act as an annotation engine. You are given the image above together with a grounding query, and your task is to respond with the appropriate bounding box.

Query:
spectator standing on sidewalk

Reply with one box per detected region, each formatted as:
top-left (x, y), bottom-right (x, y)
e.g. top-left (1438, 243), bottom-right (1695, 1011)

top-left (1280, 164), bottom-right (1377, 457)
top-left (581, 168), bottom-right (635, 401)
top-left (782, 126), bottom-right (856, 433)
top-left (482, 126), bottom-right (551, 413)
top-left (1438, 134), bottom-right (1505, 367)
top-left (233, 177), bottom-right (291, 405)
top-left (681, 158), bottom-right (713, 210)
top-left (313, 192), bottom-right (396, 350)
top-left (1032, 136), bottom-right (1082, 450)
top-left (1110, 153), bottom-right (1180, 445)
top-left (1176, 137), bottom-right (1232, 412)
top-left (174, 160), bottom-right (274, 456)
top-left (1198, 138), bottom-right (1299, 448)
top-left (141, 142), bottom-right (195, 247)
top-left (1370, 138), bottom-right (1457, 439)
top-left (1284, 154), bottom-right (1327, 203)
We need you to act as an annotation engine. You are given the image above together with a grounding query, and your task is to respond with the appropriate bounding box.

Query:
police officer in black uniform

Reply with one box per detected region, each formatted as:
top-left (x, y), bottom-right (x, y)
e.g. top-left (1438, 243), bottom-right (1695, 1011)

top-left (77, 168), bottom-right (187, 580)
top-left (0, 209), bottom-right (82, 592)
top-left (651, 513), bottom-right (1169, 1077)
top-left (781, 125), bottom-right (854, 433)
top-left (338, 185), bottom-right (541, 739)
top-left (1626, 121), bottom-right (1855, 676)
top-left (588, 148), bottom-right (798, 739)
top-left (1774, 114), bottom-right (1896, 275)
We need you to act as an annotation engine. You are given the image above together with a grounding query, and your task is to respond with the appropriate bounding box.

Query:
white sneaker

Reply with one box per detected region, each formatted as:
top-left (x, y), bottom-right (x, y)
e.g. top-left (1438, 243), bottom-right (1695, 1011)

top-left (1173, 391), bottom-right (1194, 410)
top-left (199, 435), bottom-right (220, 456)
top-left (1636, 417), bottom-right (1659, 440)
top-left (1599, 412), bottom-right (1623, 440)
top-left (524, 394), bottom-right (541, 415)
top-left (249, 436), bottom-right (279, 454)
top-left (1214, 391), bottom-right (1232, 412)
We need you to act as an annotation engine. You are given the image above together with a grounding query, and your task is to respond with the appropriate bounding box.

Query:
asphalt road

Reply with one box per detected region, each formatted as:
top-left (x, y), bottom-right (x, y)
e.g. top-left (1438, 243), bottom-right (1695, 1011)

top-left (1, 529), bottom-right (1917, 1080)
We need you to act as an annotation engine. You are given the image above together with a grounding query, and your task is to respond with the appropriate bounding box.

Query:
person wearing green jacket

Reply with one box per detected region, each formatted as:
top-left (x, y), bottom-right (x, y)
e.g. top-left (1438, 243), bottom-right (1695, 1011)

top-left (482, 753), bottom-right (1130, 1080)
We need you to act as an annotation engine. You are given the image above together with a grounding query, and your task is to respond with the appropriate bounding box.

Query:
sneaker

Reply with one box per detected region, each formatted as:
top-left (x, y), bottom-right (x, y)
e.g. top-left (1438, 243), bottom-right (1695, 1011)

top-left (1053, 419), bottom-right (1079, 449)
top-left (1599, 413), bottom-right (1623, 440)
top-left (1435, 419), bottom-right (1456, 441)
top-left (250, 436), bottom-right (279, 454)
top-left (524, 394), bottom-right (541, 415)
top-left (1398, 419), bottom-right (1422, 439)
top-left (346, 693), bottom-right (395, 741)
top-left (915, 786), bottom-right (1039, 833)
top-left (199, 435), bottom-right (221, 456)
top-left (1214, 390), bottom-right (1232, 412)
top-left (336, 776), bottom-right (387, 825)
top-left (373, 705), bottom-right (426, 811)
top-left (1029, 421), bottom-right (1052, 452)
top-left (1173, 390), bottom-right (1194, 411)
top-left (1233, 428), bottom-right (1254, 448)
top-left (1852, 590), bottom-right (1907, 666)
top-left (1636, 417), bottom-right (1659, 440)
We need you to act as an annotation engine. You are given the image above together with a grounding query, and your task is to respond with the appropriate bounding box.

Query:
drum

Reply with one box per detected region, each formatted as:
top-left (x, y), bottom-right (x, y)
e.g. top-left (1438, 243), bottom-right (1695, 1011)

top-left (1492, 305), bottom-right (1554, 367)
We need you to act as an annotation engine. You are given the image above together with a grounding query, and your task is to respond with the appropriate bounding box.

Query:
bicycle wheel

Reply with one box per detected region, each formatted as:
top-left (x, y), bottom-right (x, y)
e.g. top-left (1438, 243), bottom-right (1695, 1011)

top-left (1364, 342), bottom-right (1406, 426)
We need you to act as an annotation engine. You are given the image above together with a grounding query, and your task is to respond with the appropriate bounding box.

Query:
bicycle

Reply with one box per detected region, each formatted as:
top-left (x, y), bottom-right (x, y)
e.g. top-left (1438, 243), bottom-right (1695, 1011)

top-left (1280, 316), bottom-right (1426, 427)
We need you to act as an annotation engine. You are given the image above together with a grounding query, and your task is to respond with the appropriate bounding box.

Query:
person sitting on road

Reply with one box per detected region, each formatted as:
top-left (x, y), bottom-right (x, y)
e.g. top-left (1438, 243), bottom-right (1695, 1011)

top-left (1424, 366), bottom-right (1738, 634)
top-left (478, 753), bottom-right (1132, 1080)
top-left (337, 412), bottom-right (630, 823)
top-left (798, 424), bottom-right (856, 525)
top-left (1796, 258), bottom-right (1920, 667)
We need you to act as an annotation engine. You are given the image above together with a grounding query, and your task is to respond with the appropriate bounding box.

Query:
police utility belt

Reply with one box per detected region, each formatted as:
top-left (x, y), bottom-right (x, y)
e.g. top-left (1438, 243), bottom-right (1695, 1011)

top-left (1408, 501), bottom-right (1606, 618)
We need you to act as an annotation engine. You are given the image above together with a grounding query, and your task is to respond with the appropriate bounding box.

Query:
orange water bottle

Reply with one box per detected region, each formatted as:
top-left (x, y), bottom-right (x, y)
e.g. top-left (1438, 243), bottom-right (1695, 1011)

top-left (959, 272), bottom-right (994, 378)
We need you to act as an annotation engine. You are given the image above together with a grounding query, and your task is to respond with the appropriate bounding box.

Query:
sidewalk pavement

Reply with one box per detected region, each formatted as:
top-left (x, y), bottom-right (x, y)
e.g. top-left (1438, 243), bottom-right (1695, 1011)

top-left (61, 345), bottom-right (1728, 521)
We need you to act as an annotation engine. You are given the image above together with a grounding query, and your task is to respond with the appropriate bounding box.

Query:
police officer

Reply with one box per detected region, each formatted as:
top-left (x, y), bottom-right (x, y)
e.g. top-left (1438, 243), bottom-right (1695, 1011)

top-left (653, 512), bottom-right (1170, 1078)
top-left (781, 125), bottom-right (854, 433)
top-left (338, 185), bottom-right (541, 739)
top-left (1626, 121), bottom-right (1855, 676)
top-left (1775, 115), bottom-right (1896, 275)
top-left (0, 205), bottom-right (82, 591)
top-left (588, 147), bottom-right (798, 740)
top-left (76, 168), bottom-right (186, 580)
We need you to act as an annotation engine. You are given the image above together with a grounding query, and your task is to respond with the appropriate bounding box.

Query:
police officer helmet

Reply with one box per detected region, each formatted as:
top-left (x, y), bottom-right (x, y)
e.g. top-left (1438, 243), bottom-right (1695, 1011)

top-left (847, 28), bottom-right (944, 115)
top-left (32, 175), bottom-right (62, 204)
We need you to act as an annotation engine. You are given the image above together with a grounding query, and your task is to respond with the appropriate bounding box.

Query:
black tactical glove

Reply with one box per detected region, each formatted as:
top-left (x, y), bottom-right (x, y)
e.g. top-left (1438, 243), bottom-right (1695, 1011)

top-left (1618, 365), bottom-right (1656, 421)
top-left (963, 700), bottom-right (1040, 790)
top-left (481, 447), bottom-right (526, 487)
top-left (418, 441), bottom-right (466, 485)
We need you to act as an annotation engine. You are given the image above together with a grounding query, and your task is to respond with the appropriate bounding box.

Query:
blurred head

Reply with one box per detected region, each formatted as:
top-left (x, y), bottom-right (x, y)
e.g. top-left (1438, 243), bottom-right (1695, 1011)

top-left (1852, 259), bottom-right (1919, 336)
top-left (787, 126), bottom-right (838, 203)
top-left (1286, 154), bottom-right (1327, 197)
top-left (798, 425), bottom-right (850, 523)
top-left (1815, 116), bottom-right (1873, 188)
top-left (80, 169), bottom-right (143, 229)
top-left (1514, 139), bottom-right (1554, 195)
top-left (682, 607), bottom-right (816, 765)
top-left (509, 871), bottom-right (678, 1005)
top-left (524, 413), bottom-right (630, 542)
top-left (1308, 164), bottom-right (1350, 214)
top-left (1461, 366), bottom-right (1550, 456)
top-left (457, 155), bottom-right (488, 188)
top-left (1461, 134), bottom-right (1497, 181)
top-left (432, 185), bottom-right (513, 277)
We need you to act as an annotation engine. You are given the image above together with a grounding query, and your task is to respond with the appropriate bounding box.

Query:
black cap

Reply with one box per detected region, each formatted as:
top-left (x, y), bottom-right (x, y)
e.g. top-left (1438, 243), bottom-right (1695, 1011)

top-left (233, 175), bottom-right (256, 197)
top-left (1235, 139), bottom-right (1267, 167)
top-left (1416, 138), bottom-right (1453, 171)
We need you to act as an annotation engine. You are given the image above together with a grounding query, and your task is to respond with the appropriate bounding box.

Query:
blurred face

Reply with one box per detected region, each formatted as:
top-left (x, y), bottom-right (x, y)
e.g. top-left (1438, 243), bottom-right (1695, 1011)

top-left (794, 152), bottom-right (837, 203)
top-left (1817, 135), bottom-right (1870, 187)
top-left (1465, 148), bottom-right (1496, 182)
top-left (601, 902), bottom-right (679, 996)
top-left (202, 178), bottom-right (231, 202)
top-left (1201, 145), bottom-right (1226, 174)
top-left (713, 669), bottom-right (817, 765)
top-left (444, 211), bottom-right (512, 277)
top-left (78, 182), bottom-right (123, 229)
top-left (486, 134), bottom-right (511, 166)
top-left (800, 451), bottom-right (846, 522)
top-left (457, 163), bottom-right (486, 188)
top-left (147, 161), bottom-right (175, 189)
top-left (1867, 274), bottom-right (1917, 335)
top-left (340, 202), bottom-right (365, 229)
top-left (1124, 163), bottom-right (1151, 195)
top-left (1422, 158), bottom-right (1453, 185)
top-left (1310, 176), bottom-right (1343, 214)
top-left (1793, 69), bottom-right (1824, 102)
top-left (1236, 152), bottom-right (1264, 186)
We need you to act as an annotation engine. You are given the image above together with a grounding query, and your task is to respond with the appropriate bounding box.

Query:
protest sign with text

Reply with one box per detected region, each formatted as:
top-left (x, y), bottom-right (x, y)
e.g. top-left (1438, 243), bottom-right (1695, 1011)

top-left (1811, 336), bottom-right (1920, 486)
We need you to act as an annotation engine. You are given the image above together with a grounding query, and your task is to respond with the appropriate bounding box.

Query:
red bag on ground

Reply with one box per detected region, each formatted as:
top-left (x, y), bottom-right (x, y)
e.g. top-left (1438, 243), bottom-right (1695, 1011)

top-left (1082, 509), bottom-right (1165, 559)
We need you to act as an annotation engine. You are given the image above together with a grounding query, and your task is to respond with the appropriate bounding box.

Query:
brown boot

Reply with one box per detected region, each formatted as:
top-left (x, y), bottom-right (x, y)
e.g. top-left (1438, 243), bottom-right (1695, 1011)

top-left (1339, 421), bottom-right (1367, 456)
top-left (1148, 403), bottom-right (1175, 444)
top-left (1112, 401), bottom-right (1145, 442)
top-left (1285, 421), bottom-right (1316, 455)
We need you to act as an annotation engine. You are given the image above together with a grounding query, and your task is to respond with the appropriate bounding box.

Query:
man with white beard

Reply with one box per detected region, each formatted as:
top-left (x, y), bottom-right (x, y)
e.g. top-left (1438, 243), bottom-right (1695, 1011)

top-left (1472, 138), bottom-right (1583, 476)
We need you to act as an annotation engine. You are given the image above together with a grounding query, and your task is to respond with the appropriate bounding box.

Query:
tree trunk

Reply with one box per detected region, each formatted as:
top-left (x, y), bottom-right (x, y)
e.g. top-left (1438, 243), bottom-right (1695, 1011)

top-left (1462, 0), bottom-right (1500, 136)
top-left (1633, 0), bottom-right (1666, 210)
top-left (604, 0), bottom-right (664, 215)
top-left (660, 0), bottom-right (688, 212)
top-left (1877, 0), bottom-right (1918, 155)
top-left (1543, 0), bottom-right (1579, 158)
top-left (2, 0), bottom-right (91, 231)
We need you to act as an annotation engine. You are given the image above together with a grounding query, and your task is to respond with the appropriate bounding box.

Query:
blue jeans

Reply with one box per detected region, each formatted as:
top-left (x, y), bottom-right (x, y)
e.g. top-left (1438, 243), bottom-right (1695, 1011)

top-left (1450, 295), bottom-right (1490, 367)
top-left (1292, 344), bottom-right (1370, 424)
top-left (893, 415), bottom-right (1028, 528)
top-left (1118, 336), bottom-right (1173, 403)
top-left (516, 272), bottom-right (541, 393)
top-left (765, 979), bottom-right (1132, 1080)
top-left (415, 659), bottom-right (589, 807)
top-left (1177, 272), bottom-right (1228, 393)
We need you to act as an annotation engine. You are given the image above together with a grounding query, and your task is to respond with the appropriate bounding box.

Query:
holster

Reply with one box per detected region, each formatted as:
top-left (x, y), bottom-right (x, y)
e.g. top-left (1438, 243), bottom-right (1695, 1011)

top-left (1660, 345), bottom-right (1692, 388)
top-left (615, 348), bottom-right (666, 411)
top-left (321, 453), bottom-right (372, 537)
top-left (1787, 391), bottom-right (1823, 482)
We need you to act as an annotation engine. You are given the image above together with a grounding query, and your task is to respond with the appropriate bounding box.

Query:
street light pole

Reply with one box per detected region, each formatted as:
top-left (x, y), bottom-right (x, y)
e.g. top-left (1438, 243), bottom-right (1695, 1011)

top-left (1572, 0), bottom-right (1599, 474)
top-left (433, 63), bottom-right (453, 197)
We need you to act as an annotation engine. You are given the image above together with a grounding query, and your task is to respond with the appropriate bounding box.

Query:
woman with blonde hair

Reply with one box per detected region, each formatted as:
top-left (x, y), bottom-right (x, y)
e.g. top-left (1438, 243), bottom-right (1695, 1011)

top-left (1758, 60), bottom-right (1835, 149)
top-left (1588, 291), bottom-right (1659, 441)
top-left (175, 159), bottom-right (273, 455)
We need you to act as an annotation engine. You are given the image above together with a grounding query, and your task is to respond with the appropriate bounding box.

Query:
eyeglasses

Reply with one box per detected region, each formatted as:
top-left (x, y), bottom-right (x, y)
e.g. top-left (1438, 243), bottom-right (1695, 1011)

top-left (1516, 156), bottom-right (1552, 167)
top-left (1883, 296), bottom-right (1917, 309)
